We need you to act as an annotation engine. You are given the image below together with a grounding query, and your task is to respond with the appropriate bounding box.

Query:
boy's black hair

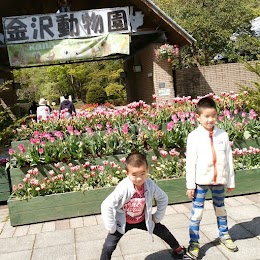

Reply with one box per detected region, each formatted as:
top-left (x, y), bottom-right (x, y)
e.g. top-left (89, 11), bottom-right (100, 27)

top-left (125, 152), bottom-right (148, 171)
top-left (196, 97), bottom-right (217, 115)
top-left (63, 94), bottom-right (69, 99)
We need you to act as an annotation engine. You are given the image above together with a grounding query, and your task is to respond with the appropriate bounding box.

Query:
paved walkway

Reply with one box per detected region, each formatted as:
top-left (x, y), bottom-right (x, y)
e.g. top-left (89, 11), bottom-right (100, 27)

top-left (0, 193), bottom-right (260, 260)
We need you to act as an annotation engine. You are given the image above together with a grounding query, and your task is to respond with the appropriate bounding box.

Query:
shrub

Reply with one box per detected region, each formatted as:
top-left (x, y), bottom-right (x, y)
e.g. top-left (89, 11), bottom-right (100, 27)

top-left (105, 83), bottom-right (126, 99)
top-left (86, 85), bottom-right (107, 104)
top-left (0, 115), bottom-right (30, 146)
top-left (0, 110), bottom-right (12, 131)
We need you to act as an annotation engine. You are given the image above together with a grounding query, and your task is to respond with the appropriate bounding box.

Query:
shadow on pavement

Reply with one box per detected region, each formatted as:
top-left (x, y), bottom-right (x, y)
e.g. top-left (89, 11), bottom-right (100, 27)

top-left (144, 249), bottom-right (172, 260)
top-left (233, 217), bottom-right (260, 238)
top-left (199, 239), bottom-right (219, 259)
top-left (199, 217), bottom-right (260, 259)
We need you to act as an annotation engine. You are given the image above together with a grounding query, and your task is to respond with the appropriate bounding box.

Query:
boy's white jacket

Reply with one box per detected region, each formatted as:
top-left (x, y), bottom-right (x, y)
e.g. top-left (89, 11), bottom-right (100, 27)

top-left (101, 177), bottom-right (168, 235)
top-left (186, 125), bottom-right (235, 189)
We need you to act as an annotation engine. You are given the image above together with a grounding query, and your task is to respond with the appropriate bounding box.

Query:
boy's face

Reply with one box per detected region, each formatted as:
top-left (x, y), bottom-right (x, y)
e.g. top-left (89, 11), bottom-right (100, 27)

top-left (197, 107), bottom-right (217, 132)
top-left (126, 164), bottom-right (148, 190)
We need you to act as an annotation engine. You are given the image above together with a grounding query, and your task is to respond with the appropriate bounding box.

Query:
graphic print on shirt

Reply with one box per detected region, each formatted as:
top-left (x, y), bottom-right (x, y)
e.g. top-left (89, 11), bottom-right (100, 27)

top-left (123, 185), bottom-right (146, 224)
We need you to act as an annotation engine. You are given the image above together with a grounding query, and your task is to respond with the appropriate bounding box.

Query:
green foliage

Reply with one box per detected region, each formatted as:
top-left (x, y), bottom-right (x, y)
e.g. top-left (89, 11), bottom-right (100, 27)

top-left (239, 61), bottom-right (260, 113)
top-left (105, 83), bottom-right (126, 99)
top-left (86, 85), bottom-right (107, 104)
top-left (0, 116), bottom-right (29, 147)
top-left (0, 110), bottom-right (12, 131)
top-left (154, 0), bottom-right (259, 67)
top-left (13, 60), bottom-right (124, 104)
top-left (0, 80), bottom-right (13, 93)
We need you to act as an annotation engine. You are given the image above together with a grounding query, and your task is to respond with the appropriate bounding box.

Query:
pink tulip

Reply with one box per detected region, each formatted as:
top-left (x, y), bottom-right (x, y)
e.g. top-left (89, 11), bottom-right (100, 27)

top-left (153, 124), bottom-right (159, 131)
top-left (49, 170), bottom-right (55, 177)
top-left (169, 149), bottom-right (180, 157)
top-left (30, 138), bottom-right (37, 145)
top-left (160, 150), bottom-right (168, 157)
top-left (152, 156), bottom-right (157, 162)
top-left (167, 121), bottom-right (174, 131)
top-left (83, 161), bottom-right (90, 168)
top-left (54, 162), bottom-right (60, 168)
top-left (84, 174), bottom-right (90, 179)
top-left (8, 149), bottom-right (15, 155)
top-left (32, 168), bottom-right (39, 176)
top-left (67, 125), bottom-right (73, 133)
top-left (90, 165), bottom-right (97, 170)
top-left (38, 148), bottom-right (44, 154)
top-left (120, 157), bottom-right (126, 163)
top-left (241, 112), bottom-right (247, 118)
top-left (18, 144), bottom-right (25, 154)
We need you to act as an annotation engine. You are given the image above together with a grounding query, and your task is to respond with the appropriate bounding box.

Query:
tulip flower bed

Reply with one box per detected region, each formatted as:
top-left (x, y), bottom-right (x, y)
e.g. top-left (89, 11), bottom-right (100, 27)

top-left (8, 151), bottom-right (260, 226)
top-left (9, 92), bottom-right (259, 166)
top-left (7, 92), bottom-right (260, 226)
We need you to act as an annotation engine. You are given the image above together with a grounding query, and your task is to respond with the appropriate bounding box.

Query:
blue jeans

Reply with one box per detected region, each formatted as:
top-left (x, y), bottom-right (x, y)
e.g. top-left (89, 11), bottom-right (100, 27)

top-left (189, 185), bottom-right (228, 244)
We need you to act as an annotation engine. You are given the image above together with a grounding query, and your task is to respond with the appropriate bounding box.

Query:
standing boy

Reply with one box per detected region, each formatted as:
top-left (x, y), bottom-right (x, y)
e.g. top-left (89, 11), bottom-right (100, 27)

top-left (100, 152), bottom-right (187, 260)
top-left (186, 97), bottom-right (238, 259)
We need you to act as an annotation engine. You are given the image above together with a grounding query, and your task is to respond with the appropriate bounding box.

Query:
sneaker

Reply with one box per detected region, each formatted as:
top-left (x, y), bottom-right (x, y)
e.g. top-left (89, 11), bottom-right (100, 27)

top-left (172, 246), bottom-right (186, 259)
top-left (187, 242), bottom-right (200, 259)
top-left (219, 234), bottom-right (238, 252)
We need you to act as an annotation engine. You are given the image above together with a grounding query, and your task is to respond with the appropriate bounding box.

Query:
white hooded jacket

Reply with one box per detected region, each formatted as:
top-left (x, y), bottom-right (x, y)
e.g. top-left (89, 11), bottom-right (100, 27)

top-left (101, 177), bottom-right (168, 235)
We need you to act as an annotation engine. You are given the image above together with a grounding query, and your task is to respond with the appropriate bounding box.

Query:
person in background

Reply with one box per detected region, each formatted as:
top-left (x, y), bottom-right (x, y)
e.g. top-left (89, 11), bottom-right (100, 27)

top-left (28, 101), bottom-right (38, 120)
top-left (59, 94), bottom-right (76, 118)
top-left (185, 97), bottom-right (238, 260)
top-left (36, 98), bottom-right (50, 122)
top-left (46, 100), bottom-right (52, 113)
top-left (100, 152), bottom-right (187, 260)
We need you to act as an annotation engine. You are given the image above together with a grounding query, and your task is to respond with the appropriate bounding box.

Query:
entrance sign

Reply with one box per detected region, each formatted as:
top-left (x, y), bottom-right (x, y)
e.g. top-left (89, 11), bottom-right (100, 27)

top-left (7, 34), bottom-right (130, 67)
top-left (3, 7), bottom-right (131, 44)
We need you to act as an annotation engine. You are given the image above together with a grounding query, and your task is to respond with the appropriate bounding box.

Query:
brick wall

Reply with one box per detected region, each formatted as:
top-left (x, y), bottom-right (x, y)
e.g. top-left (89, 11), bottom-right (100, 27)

top-left (125, 45), bottom-right (155, 104)
top-left (124, 43), bottom-right (175, 104)
top-left (153, 48), bottom-right (175, 104)
top-left (175, 61), bottom-right (258, 97)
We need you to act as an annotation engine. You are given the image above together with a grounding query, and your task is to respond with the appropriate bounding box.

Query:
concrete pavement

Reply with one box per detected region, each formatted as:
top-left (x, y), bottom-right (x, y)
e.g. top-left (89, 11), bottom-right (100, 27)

top-left (0, 193), bottom-right (260, 260)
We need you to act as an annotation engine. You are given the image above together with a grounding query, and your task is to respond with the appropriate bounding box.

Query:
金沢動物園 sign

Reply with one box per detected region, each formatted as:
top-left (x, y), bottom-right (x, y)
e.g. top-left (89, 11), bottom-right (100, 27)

top-left (2, 7), bottom-right (131, 44)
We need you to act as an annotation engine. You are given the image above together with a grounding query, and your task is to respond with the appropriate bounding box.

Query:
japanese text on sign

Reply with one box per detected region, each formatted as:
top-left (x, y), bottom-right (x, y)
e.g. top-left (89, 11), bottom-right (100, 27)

top-left (3, 7), bottom-right (131, 44)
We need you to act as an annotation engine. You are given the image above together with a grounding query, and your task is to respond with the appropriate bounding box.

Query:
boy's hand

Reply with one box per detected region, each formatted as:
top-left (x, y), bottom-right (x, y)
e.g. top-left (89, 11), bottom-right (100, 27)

top-left (227, 188), bottom-right (234, 193)
top-left (186, 189), bottom-right (195, 199)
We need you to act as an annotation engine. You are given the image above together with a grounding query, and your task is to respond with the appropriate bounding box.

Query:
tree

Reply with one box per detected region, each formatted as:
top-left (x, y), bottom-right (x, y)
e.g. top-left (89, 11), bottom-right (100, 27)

top-left (13, 59), bottom-right (125, 104)
top-left (13, 68), bottom-right (40, 101)
top-left (86, 84), bottom-right (107, 104)
top-left (153, 0), bottom-right (260, 67)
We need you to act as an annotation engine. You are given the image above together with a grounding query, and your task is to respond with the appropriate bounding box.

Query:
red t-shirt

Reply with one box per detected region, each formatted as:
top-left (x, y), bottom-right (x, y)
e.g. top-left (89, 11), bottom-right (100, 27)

top-left (123, 184), bottom-right (146, 224)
